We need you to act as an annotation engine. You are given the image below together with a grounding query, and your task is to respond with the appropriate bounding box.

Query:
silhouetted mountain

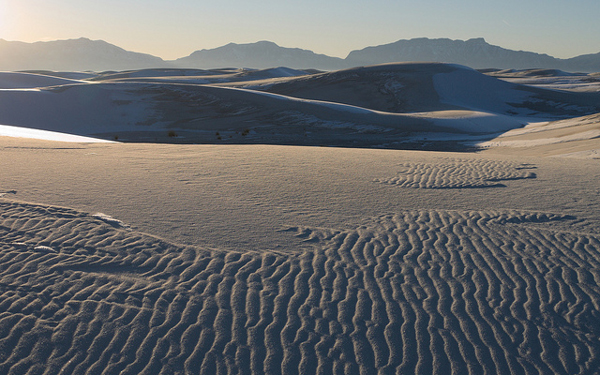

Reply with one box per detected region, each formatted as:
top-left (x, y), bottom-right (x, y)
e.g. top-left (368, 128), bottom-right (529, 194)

top-left (1, 37), bottom-right (599, 72)
top-left (0, 38), bottom-right (167, 71)
top-left (564, 52), bottom-right (600, 73)
top-left (346, 38), bottom-right (574, 70)
top-left (174, 41), bottom-right (346, 70)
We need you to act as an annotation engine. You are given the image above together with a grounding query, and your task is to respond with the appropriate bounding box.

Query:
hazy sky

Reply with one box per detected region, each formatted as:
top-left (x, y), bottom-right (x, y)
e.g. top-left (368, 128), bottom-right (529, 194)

top-left (2, 0), bottom-right (599, 60)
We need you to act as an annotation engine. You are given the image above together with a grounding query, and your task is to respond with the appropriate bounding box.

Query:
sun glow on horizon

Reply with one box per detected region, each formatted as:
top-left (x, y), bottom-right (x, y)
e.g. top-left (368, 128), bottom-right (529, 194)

top-left (1, 1), bottom-right (44, 43)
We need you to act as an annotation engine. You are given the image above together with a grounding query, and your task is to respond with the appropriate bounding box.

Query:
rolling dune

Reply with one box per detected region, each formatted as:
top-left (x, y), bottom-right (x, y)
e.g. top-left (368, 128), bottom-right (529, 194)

top-left (476, 113), bottom-right (600, 158)
top-left (483, 69), bottom-right (600, 92)
top-left (242, 63), bottom-right (600, 118)
top-left (2, 63), bottom-right (599, 148)
top-left (89, 67), bottom-right (312, 84)
top-left (0, 72), bottom-right (82, 89)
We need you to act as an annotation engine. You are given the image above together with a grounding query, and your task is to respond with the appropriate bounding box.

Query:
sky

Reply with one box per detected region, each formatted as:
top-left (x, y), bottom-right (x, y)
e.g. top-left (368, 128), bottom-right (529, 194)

top-left (1, 0), bottom-right (600, 60)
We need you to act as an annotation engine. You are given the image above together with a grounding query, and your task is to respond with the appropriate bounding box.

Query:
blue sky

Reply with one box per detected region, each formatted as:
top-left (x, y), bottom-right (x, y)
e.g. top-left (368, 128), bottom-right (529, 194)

top-left (2, 0), bottom-right (599, 59)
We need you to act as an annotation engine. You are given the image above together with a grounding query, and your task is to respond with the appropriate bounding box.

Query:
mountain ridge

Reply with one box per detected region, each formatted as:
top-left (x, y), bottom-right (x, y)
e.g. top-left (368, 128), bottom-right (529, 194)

top-left (0, 37), bottom-right (165, 71)
top-left (175, 40), bottom-right (346, 70)
top-left (1, 37), bottom-right (599, 72)
top-left (345, 37), bottom-right (560, 69)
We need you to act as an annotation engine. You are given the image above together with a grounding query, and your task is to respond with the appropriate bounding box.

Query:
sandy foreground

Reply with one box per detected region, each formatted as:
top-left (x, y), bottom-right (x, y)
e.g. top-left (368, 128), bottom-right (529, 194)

top-left (1, 137), bottom-right (600, 374)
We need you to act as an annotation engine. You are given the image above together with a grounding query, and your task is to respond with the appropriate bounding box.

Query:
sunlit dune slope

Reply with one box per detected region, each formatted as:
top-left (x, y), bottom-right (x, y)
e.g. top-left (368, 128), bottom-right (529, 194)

top-left (477, 112), bottom-right (600, 158)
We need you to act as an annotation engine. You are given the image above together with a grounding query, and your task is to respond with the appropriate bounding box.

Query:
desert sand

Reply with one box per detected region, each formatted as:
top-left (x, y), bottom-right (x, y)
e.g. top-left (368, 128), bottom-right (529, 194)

top-left (1, 63), bottom-right (599, 374)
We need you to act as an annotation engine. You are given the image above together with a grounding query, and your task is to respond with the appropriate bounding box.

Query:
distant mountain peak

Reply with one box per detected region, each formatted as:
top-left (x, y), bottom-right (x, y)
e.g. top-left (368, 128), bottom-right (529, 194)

top-left (179, 40), bottom-right (346, 70)
top-left (254, 40), bottom-right (279, 46)
top-left (466, 37), bottom-right (487, 43)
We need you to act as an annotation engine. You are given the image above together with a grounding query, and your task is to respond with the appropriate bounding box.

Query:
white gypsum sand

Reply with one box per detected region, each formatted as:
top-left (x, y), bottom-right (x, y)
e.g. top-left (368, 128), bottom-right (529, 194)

top-left (0, 62), bottom-right (599, 374)
top-left (1, 63), bottom-right (597, 147)
top-left (1, 138), bottom-right (600, 374)
top-left (0, 124), bottom-right (113, 142)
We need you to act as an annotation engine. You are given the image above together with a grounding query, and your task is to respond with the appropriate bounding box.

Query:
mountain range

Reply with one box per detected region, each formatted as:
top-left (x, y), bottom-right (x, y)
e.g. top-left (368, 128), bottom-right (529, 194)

top-left (1, 37), bottom-right (599, 72)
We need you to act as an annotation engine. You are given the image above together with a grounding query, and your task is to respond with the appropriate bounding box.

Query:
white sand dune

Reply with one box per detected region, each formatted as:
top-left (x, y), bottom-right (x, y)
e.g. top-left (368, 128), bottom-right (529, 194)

top-left (0, 71), bottom-right (82, 89)
top-left (476, 113), bottom-right (600, 158)
top-left (242, 63), bottom-right (600, 118)
top-left (0, 62), bottom-right (599, 374)
top-left (1, 63), bottom-right (598, 148)
top-left (90, 67), bottom-right (312, 85)
top-left (21, 70), bottom-right (100, 80)
top-left (0, 124), bottom-right (112, 142)
top-left (0, 140), bottom-right (599, 374)
top-left (0, 80), bottom-right (436, 144)
top-left (483, 68), bottom-right (600, 92)
top-left (0, 82), bottom-right (157, 138)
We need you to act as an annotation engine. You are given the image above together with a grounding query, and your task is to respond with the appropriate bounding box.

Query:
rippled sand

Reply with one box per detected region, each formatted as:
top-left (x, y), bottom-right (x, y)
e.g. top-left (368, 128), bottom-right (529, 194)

top-left (1, 139), bottom-right (599, 374)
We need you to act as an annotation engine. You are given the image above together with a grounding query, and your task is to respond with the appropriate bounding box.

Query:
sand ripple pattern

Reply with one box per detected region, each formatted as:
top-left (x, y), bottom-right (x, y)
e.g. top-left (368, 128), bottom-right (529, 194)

top-left (1, 202), bottom-right (600, 374)
top-left (374, 159), bottom-right (537, 188)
